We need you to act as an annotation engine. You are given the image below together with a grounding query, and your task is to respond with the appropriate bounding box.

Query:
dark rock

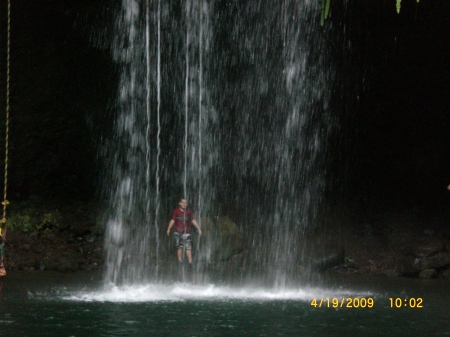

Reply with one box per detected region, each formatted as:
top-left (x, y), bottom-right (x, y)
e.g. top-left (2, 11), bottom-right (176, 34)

top-left (443, 229), bottom-right (450, 240)
top-left (6, 231), bottom-right (22, 243)
top-left (227, 252), bottom-right (245, 269)
top-left (14, 256), bottom-right (38, 270)
top-left (383, 269), bottom-right (400, 277)
top-left (41, 231), bottom-right (59, 244)
top-left (445, 240), bottom-right (450, 252)
top-left (79, 264), bottom-right (99, 271)
top-left (66, 236), bottom-right (76, 244)
top-left (51, 256), bottom-right (78, 271)
top-left (56, 257), bottom-right (76, 271)
top-left (440, 268), bottom-right (450, 279)
top-left (397, 256), bottom-right (417, 275)
top-left (91, 247), bottom-right (103, 260)
top-left (83, 234), bottom-right (95, 243)
top-left (57, 223), bottom-right (70, 231)
top-left (70, 222), bottom-right (93, 238)
top-left (413, 252), bottom-right (450, 270)
top-left (418, 269), bottom-right (436, 279)
top-left (311, 247), bottom-right (345, 271)
top-left (33, 243), bottom-right (46, 254)
top-left (200, 216), bottom-right (243, 262)
top-left (413, 238), bottom-right (445, 258)
top-left (37, 260), bottom-right (45, 270)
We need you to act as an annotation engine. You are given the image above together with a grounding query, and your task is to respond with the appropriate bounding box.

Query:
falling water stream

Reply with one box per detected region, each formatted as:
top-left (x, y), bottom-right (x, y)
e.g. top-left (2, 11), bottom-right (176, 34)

top-left (103, 0), bottom-right (334, 287)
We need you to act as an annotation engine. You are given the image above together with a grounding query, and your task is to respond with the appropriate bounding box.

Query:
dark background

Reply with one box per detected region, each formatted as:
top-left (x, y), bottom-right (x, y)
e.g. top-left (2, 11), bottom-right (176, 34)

top-left (0, 0), bottom-right (448, 221)
top-left (341, 0), bottom-right (450, 221)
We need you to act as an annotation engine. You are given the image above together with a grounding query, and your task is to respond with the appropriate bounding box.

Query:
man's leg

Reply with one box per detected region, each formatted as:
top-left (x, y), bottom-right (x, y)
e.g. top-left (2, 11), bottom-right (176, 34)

top-left (184, 236), bottom-right (193, 263)
top-left (177, 248), bottom-right (183, 262)
top-left (186, 250), bottom-right (193, 263)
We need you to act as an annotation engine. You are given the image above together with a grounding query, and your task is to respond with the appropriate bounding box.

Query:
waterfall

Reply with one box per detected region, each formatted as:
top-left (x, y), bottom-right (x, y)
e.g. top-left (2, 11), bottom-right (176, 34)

top-left (102, 0), bottom-right (334, 287)
top-left (103, 0), bottom-right (218, 285)
top-left (102, 0), bottom-right (153, 285)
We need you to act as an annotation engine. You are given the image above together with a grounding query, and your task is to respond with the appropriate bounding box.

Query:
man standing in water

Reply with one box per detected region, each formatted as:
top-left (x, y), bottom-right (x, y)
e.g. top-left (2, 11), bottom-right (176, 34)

top-left (166, 199), bottom-right (202, 265)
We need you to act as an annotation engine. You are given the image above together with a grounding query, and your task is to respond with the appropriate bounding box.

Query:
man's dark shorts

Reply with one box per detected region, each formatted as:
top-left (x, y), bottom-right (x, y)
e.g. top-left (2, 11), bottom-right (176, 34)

top-left (174, 232), bottom-right (191, 250)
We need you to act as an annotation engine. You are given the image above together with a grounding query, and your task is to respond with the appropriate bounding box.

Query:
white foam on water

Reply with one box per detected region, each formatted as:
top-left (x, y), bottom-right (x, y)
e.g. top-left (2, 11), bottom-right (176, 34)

top-left (62, 283), bottom-right (374, 303)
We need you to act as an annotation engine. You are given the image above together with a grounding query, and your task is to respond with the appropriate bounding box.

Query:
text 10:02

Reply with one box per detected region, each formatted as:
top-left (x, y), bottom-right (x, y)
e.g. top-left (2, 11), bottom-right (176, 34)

top-left (389, 298), bottom-right (423, 308)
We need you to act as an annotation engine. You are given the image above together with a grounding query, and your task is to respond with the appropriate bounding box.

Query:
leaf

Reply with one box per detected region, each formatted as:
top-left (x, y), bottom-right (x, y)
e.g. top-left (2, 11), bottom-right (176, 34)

top-left (396, 0), bottom-right (401, 14)
top-left (325, 0), bottom-right (331, 19)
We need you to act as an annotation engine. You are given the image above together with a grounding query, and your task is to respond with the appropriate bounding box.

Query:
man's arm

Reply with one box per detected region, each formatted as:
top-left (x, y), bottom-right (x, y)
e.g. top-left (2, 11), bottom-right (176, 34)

top-left (167, 219), bottom-right (175, 236)
top-left (191, 219), bottom-right (202, 236)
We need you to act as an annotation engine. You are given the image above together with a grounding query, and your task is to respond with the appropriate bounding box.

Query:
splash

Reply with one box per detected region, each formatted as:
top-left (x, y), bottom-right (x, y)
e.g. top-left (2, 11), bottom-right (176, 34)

top-left (64, 283), bottom-right (373, 303)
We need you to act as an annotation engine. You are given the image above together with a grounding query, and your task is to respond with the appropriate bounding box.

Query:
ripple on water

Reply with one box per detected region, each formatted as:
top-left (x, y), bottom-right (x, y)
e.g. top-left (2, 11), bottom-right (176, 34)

top-left (61, 283), bottom-right (375, 303)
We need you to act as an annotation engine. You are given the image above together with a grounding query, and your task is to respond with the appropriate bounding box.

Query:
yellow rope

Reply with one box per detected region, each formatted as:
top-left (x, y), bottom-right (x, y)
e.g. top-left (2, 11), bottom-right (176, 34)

top-left (1, 0), bottom-right (11, 239)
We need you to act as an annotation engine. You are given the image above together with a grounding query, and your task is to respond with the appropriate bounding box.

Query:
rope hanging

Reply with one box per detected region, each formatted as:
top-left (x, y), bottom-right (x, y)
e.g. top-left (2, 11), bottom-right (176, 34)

top-left (2, 0), bottom-right (11, 224)
top-left (0, 0), bottom-right (11, 280)
top-left (1, 0), bottom-right (11, 232)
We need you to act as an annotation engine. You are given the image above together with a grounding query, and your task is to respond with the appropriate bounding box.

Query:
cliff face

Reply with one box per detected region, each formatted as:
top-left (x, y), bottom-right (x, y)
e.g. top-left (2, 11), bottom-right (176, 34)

top-left (4, 201), bottom-right (103, 272)
top-left (4, 200), bottom-right (450, 281)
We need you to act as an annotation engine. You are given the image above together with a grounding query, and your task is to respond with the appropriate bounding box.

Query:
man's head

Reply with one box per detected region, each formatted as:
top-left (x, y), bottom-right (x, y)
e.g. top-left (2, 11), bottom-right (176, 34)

top-left (179, 199), bottom-right (188, 210)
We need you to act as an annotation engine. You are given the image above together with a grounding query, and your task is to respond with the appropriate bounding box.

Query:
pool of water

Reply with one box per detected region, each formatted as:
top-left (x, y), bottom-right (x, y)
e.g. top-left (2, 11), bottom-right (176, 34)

top-left (0, 271), bottom-right (448, 336)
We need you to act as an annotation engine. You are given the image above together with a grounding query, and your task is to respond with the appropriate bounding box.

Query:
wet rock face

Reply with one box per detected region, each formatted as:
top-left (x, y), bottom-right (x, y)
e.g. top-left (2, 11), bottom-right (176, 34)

top-left (397, 239), bottom-right (450, 278)
top-left (200, 216), bottom-right (243, 262)
top-left (413, 252), bottom-right (450, 271)
top-left (310, 246), bottom-right (345, 271)
top-left (413, 237), bottom-right (445, 258)
top-left (4, 201), bottom-right (450, 280)
top-left (418, 269), bottom-right (437, 279)
top-left (396, 237), bottom-right (450, 278)
top-left (383, 269), bottom-right (400, 277)
top-left (441, 269), bottom-right (450, 279)
top-left (445, 240), bottom-right (450, 252)
top-left (397, 256), bottom-right (417, 276)
top-left (326, 214), bottom-right (450, 279)
top-left (5, 228), bottom-right (103, 272)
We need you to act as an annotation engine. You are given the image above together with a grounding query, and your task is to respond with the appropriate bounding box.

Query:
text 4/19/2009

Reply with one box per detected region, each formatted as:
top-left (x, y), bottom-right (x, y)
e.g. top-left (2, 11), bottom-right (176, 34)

top-left (311, 298), bottom-right (374, 308)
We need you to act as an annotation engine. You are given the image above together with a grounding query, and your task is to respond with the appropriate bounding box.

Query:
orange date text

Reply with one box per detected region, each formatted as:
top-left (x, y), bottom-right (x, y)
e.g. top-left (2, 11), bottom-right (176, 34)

top-left (310, 297), bottom-right (375, 308)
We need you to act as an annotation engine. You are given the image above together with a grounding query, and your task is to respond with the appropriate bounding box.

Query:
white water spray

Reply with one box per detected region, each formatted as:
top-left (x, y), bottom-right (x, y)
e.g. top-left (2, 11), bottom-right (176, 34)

top-left (103, 0), bottom-right (334, 287)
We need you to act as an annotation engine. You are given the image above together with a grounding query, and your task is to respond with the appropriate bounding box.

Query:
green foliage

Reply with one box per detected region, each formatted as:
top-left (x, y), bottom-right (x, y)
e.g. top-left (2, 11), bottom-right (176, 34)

top-left (7, 213), bottom-right (33, 232)
top-left (7, 209), bottom-right (62, 233)
top-left (344, 257), bottom-right (353, 264)
top-left (90, 222), bottom-right (104, 236)
top-left (41, 211), bottom-right (63, 228)
top-left (320, 0), bottom-right (331, 26)
top-left (324, 0), bottom-right (330, 20)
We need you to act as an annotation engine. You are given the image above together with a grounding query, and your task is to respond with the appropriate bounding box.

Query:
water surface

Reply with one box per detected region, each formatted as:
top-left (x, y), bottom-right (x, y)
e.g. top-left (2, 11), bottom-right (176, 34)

top-left (0, 272), bottom-right (448, 336)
